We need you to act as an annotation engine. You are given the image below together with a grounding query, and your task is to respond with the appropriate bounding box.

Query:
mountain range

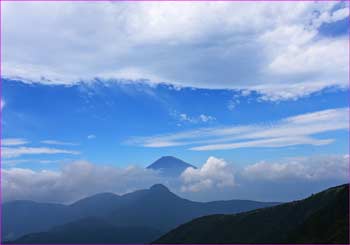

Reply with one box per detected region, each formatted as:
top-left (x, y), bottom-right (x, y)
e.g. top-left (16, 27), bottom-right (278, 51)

top-left (3, 184), bottom-right (278, 243)
top-left (3, 156), bottom-right (348, 244)
top-left (155, 183), bottom-right (349, 244)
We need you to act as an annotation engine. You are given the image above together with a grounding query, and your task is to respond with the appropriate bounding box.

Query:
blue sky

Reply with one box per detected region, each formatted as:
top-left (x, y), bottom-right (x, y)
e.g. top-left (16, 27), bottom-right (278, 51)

top-left (2, 79), bottom-right (348, 169)
top-left (1, 1), bottom-right (349, 203)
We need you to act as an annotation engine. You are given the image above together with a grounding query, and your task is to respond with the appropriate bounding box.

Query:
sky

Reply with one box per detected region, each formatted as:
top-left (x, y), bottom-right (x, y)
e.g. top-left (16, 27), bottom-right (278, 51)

top-left (1, 1), bottom-right (349, 203)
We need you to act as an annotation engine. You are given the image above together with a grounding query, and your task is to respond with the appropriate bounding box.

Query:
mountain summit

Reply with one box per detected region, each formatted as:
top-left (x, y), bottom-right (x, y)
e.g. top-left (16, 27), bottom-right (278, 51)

top-left (146, 156), bottom-right (196, 177)
top-left (150, 184), bottom-right (171, 192)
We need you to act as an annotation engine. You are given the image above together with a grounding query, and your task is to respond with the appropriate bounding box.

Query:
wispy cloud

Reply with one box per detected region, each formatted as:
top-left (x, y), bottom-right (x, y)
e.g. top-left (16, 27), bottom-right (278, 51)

top-left (1, 99), bottom-right (5, 110)
top-left (87, 134), bottom-right (96, 140)
top-left (41, 140), bottom-right (79, 146)
top-left (2, 138), bottom-right (80, 158)
top-left (190, 137), bottom-right (333, 151)
top-left (2, 138), bottom-right (29, 146)
top-left (128, 108), bottom-right (348, 151)
top-left (2, 158), bottom-right (74, 166)
top-left (2, 146), bottom-right (80, 158)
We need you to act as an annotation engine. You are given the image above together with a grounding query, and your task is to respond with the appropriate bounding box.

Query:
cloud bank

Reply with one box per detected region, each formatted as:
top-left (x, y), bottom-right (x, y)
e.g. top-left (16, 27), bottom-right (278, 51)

top-left (242, 155), bottom-right (349, 181)
top-left (2, 155), bottom-right (348, 203)
top-left (2, 161), bottom-right (165, 203)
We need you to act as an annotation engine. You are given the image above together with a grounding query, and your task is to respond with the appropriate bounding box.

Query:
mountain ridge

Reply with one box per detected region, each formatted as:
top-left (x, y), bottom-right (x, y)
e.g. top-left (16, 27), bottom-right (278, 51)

top-left (154, 183), bottom-right (350, 244)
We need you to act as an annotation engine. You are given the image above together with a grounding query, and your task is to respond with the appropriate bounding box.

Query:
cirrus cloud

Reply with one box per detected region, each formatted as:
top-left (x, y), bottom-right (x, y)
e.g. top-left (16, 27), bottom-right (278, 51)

top-left (40, 140), bottom-right (79, 146)
top-left (128, 107), bottom-right (348, 151)
top-left (2, 146), bottom-right (80, 158)
top-left (2, 138), bottom-right (29, 146)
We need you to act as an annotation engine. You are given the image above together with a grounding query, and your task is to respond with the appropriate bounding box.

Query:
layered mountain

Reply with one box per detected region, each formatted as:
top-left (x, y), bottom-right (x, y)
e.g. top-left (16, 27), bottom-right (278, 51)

top-left (2, 193), bottom-right (124, 240)
top-left (2, 201), bottom-right (76, 241)
top-left (146, 156), bottom-right (196, 177)
top-left (3, 184), bottom-right (278, 243)
top-left (154, 184), bottom-right (350, 244)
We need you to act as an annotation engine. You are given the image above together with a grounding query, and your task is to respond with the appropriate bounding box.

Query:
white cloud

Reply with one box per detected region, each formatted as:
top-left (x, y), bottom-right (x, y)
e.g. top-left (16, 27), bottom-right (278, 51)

top-left (180, 154), bottom-right (348, 194)
top-left (199, 114), bottom-right (216, 123)
top-left (3, 2), bottom-right (348, 100)
top-left (87, 134), bottom-right (96, 139)
top-left (2, 146), bottom-right (80, 158)
top-left (2, 138), bottom-right (29, 146)
top-left (242, 155), bottom-right (349, 181)
top-left (227, 96), bottom-right (241, 111)
top-left (253, 80), bottom-right (348, 102)
top-left (179, 113), bottom-right (194, 123)
top-left (181, 157), bottom-right (235, 192)
top-left (129, 107), bottom-right (348, 151)
top-left (266, 38), bottom-right (347, 78)
top-left (41, 140), bottom-right (79, 146)
top-left (312, 7), bottom-right (349, 27)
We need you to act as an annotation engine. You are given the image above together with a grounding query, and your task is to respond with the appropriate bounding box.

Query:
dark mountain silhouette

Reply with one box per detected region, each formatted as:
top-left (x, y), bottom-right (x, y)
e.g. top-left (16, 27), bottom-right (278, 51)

top-left (10, 217), bottom-right (162, 244)
top-left (70, 192), bottom-right (122, 217)
top-left (154, 184), bottom-right (350, 244)
top-left (146, 156), bottom-right (196, 176)
top-left (3, 184), bottom-right (278, 243)
top-left (2, 201), bottom-right (76, 241)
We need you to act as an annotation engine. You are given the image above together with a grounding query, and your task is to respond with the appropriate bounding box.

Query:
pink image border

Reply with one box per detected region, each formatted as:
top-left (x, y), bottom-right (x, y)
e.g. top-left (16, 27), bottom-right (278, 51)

top-left (0, 0), bottom-right (348, 244)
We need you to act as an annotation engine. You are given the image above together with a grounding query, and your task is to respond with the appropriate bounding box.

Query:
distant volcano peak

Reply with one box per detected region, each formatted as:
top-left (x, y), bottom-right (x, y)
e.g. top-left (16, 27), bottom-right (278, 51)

top-left (150, 184), bottom-right (170, 192)
top-left (159, 156), bottom-right (180, 160)
top-left (146, 156), bottom-right (196, 177)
